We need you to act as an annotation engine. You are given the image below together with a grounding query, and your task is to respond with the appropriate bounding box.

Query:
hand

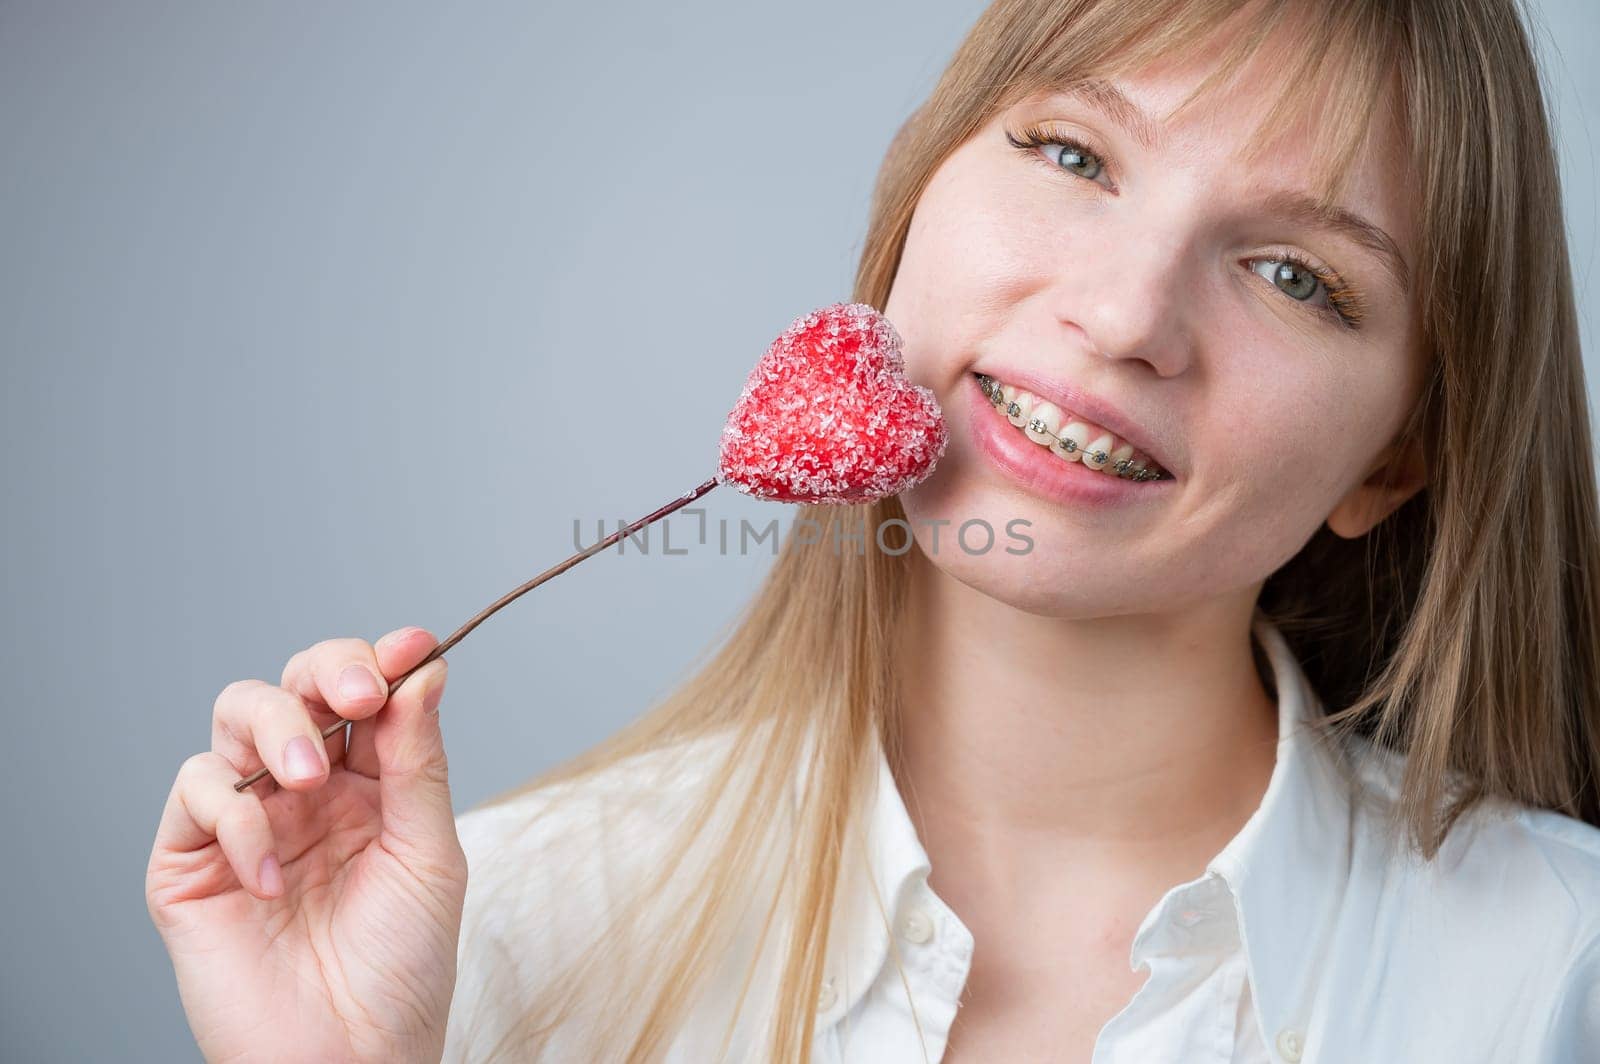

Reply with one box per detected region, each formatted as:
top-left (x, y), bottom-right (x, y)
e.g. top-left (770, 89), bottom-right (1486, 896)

top-left (146, 627), bottom-right (466, 1063)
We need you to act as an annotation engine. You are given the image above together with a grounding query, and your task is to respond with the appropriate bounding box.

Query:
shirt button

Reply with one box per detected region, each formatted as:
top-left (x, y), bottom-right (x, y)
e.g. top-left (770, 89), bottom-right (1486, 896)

top-left (900, 907), bottom-right (935, 944)
top-left (817, 977), bottom-right (838, 1012)
top-left (1274, 1027), bottom-right (1304, 1062)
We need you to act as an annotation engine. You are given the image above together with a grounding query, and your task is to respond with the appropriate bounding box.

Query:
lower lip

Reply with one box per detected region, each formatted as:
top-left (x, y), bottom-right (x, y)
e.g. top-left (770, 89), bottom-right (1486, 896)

top-left (966, 375), bottom-right (1178, 508)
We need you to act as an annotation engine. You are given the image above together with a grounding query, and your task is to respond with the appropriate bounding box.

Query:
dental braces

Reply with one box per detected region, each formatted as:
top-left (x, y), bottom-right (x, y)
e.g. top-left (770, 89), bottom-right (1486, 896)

top-left (976, 374), bottom-right (1168, 482)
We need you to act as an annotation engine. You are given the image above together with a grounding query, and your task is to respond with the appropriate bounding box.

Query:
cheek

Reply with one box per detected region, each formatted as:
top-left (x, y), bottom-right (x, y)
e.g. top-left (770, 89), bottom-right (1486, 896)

top-left (1187, 383), bottom-right (1372, 568)
top-left (887, 170), bottom-right (1053, 380)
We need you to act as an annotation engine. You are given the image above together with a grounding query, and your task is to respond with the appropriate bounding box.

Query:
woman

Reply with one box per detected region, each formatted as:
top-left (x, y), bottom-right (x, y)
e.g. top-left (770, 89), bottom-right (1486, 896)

top-left (145, 0), bottom-right (1600, 1060)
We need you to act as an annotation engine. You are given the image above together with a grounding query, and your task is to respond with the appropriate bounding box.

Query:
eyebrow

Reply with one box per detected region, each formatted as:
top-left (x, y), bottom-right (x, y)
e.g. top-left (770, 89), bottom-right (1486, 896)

top-left (1061, 77), bottom-right (1163, 152)
top-left (1048, 77), bottom-right (1412, 296)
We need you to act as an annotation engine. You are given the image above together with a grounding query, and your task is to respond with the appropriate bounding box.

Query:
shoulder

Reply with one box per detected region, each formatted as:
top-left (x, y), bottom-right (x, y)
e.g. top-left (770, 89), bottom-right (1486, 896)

top-left (1345, 741), bottom-right (1600, 1045)
top-left (1352, 740), bottom-right (1600, 925)
top-left (1350, 739), bottom-right (1600, 985)
top-left (453, 726), bottom-right (743, 924)
top-left (1541, 915), bottom-right (1600, 1054)
top-left (442, 728), bottom-right (742, 1062)
top-left (1441, 798), bottom-right (1600, 928)
top-left (1508, 803), bottom-right (1600, 913)
top-left (1489, 808), bottom-right (1600, 1055)
top-left (1502, 805), bottom-right (1600, 1022)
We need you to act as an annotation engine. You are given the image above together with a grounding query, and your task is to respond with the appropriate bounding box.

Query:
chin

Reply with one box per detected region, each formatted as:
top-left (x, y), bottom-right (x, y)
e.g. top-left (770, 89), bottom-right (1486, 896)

top-left (897, 496), bottom-right (1111, 618)
top-left (900, 467), bottom-right (1206, 619)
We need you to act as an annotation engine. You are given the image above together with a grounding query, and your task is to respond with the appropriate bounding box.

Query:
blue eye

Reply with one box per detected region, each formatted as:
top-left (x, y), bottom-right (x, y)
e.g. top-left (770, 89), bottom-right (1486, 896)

top-left (1253, 258), bottom-right (1322, 301)
top-left (1005, 124), bottom-right (1116, 191)
top-left (1248, 253), bottom-right (1363, 329)
top-left (1044, 139), bottom-right (1105, 181)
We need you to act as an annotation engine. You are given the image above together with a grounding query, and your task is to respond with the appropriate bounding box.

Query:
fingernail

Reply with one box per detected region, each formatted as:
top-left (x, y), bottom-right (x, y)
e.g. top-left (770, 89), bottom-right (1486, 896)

top-left (283, 735), bottom-right (324, 781)
top-left (338, 664), bottom-right (382, 702)
top-left (422, 678), bottom-right (444, 715)
top-left (259, 853), bottom-right (284, 896)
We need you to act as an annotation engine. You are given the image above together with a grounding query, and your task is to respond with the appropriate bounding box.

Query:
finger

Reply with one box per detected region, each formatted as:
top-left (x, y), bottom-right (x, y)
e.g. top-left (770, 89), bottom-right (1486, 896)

top-left (280, 637), bottom-right (393, 725)
top-left (372, 656), bottom-right (454, 858)
top-left (211, 679), bottom-right (332, 791)
top-left (374, 625), bottom-right (441, 676)
top-left (154, 752), bottom-right (284, 901)
top-left (347, 626), bottom-right (442, 779)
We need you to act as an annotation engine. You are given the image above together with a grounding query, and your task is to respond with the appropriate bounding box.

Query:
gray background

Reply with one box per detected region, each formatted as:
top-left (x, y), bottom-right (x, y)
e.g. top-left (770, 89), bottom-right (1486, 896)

top-left (2, 1), bottom-right (1595, 1059)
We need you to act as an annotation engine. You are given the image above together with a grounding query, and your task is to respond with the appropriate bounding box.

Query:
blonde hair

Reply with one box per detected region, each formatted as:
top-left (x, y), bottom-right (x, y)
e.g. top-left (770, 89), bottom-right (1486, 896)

top-left (461, 0), bottom-right (1600, 1058)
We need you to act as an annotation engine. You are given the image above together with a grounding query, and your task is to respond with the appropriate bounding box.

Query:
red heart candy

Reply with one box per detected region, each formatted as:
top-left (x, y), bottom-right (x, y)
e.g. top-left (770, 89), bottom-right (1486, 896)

top-left (717, 302), bottom-right (947, 504)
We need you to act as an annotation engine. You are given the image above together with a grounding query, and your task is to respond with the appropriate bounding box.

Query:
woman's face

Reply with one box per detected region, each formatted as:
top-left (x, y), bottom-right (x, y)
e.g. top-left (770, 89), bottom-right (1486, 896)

top-left (887, 46), bottom-right (1427, 617)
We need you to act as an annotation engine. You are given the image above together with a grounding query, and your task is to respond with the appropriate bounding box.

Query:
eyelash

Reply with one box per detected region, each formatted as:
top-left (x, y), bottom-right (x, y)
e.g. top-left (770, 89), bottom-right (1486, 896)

top-left (1003, 121), bottom-right (1366, 330)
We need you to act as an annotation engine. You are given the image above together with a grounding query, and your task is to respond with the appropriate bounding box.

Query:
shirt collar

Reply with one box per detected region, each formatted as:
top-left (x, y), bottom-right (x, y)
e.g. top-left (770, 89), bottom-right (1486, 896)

top-left (814, 611), bottom-right (1363, 1039)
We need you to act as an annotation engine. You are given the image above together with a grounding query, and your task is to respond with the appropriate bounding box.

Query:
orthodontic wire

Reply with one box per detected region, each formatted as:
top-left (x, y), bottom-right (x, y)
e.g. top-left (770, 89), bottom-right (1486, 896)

top-left (976, 375), bottom-right (1168, 481)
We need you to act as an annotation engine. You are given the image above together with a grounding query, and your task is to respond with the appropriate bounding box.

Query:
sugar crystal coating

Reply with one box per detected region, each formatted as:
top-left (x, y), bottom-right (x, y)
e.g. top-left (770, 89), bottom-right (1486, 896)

top-left (717, 302), bottom-right (947, 504)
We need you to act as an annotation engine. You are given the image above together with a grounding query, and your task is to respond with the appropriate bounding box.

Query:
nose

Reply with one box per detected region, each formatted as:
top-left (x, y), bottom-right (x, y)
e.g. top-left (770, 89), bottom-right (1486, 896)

top-left (1049, 217), bottom-right (1196, 379)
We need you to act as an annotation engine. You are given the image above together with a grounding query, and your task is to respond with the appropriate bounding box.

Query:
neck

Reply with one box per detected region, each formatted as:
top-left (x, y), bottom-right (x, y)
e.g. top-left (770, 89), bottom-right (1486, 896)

top-left (890, 548), bottom-right (1281, 892)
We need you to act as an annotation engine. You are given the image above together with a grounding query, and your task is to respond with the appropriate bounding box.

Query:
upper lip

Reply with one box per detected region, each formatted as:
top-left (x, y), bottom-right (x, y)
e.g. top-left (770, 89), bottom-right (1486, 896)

top-left (972, 364), bottom-right (1179, 476)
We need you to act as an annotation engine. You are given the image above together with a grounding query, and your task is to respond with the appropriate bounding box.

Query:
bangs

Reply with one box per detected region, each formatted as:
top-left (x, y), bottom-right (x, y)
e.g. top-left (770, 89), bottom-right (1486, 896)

top-left (993, 0), bottom-right (1407, 209)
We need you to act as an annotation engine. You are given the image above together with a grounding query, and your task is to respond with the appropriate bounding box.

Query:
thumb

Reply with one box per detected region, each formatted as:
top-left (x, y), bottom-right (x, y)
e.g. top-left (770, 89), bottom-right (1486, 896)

top-left (373, 657), bottom-right (457, 859)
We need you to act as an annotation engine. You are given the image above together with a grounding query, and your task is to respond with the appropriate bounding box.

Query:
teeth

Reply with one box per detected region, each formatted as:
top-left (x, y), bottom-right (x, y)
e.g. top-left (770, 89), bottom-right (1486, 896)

top-left (1024, 401), bottom-right (1063, 444)
top-left (1109, 443), bottom-right (1136, 478)
top-left (1082, 433), bottom-right (1115, 471)
top-left (1004, 387), bottom-right (1034, 428)
top-left (976, 374), bottom-right (1168, 481)
top-left (1055, 420), bottom-right (1090, 463)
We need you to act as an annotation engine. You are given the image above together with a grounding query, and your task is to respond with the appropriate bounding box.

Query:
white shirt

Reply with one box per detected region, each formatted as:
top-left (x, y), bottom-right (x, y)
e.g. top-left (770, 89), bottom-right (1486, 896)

top-left (445, 616), bottom-right (1600, 1062)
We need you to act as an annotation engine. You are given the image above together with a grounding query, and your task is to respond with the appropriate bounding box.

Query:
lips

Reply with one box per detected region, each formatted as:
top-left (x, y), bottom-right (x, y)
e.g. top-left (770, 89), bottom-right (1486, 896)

top-left (969, 366), bottom-right (1178, 478)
